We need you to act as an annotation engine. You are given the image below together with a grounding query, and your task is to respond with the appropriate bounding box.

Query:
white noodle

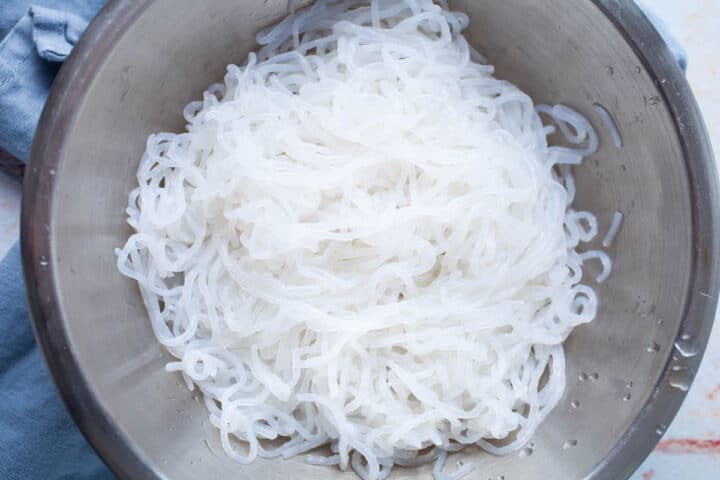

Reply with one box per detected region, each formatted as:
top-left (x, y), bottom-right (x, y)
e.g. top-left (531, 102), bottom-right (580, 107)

top-left (116, 1), bottom-right (610, 479)
top-left (306, 454), bottom-right (341, 465)
top-left (432, 450), bottom-right (475, 480)
top-left (593, 103), bottom-right (623, 148)
top-left (602, 211), bottom-right (624, 248)
top-left (580, 250), bottom-right (613, 283)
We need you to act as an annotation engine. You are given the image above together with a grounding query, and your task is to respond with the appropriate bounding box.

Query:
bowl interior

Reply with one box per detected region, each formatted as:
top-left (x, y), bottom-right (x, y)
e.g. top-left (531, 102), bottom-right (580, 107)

top-left (27, 0), bottom-right (716, 479)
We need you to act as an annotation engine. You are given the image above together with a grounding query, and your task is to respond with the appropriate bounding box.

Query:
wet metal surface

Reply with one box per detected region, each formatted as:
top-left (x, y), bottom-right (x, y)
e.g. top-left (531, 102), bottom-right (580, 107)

top-left (632, 1), bottom-right (720, 479)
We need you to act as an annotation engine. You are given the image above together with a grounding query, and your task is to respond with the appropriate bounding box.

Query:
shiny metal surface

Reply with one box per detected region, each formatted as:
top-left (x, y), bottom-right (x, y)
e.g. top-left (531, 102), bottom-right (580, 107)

top-left (21, 0), bottom-right (719, 479)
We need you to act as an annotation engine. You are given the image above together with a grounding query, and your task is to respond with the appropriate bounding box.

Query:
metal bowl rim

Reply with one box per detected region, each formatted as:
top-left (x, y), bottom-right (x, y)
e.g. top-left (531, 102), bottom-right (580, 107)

top-left (20, 1), bottom-right (720, 479)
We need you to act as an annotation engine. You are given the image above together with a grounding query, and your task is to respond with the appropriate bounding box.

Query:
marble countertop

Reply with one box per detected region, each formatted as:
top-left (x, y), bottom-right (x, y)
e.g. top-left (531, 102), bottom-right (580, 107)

top-left (0, 1), bottom-right (717, 479)
top-left (0, 167), bottom-right (20, 256)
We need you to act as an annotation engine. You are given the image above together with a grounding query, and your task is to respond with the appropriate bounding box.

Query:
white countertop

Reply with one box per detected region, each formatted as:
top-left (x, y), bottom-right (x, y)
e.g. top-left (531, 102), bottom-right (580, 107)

top-left (0, 171), bottom-right (20, 257)
top-left (0, 1), bottom-right (717, 478)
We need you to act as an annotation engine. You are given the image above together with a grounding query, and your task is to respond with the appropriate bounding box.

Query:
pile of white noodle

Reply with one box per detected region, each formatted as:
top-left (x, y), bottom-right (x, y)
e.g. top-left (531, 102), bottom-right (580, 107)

top-left (116, 1), bottom-right (611, 479)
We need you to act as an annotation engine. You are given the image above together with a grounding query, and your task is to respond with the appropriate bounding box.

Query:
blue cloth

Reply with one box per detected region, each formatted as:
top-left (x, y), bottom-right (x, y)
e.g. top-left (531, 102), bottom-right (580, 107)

top-left (0, 245), bottom-right (114, 480)
top-left (637, 0), bottom-right (688, 72)
top-left (0, 4), bottom-right (110, 479)
top-left (0, 1), bottom-right (104, 163)
top-left (0, 1), bottom-right (688, 479)
top-left (30, 5), bottom-right (92, 62)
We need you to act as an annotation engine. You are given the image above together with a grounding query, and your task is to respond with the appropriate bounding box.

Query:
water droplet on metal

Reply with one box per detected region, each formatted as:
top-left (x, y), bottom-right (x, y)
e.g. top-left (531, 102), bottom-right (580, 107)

top-left (647, 341), bottom-right (660, 353)
top-left (669, 366), bottom-right (694, 391)
top-left (657, 318), bottom-right (664, 325)
top-left (606, 65), bottom-right (615, 76)
top-left (590, 372), bottom-right (599, 381)
top-left (579, 372), bottom-right (588, 382)
top-left (49, 168), bottom-right (56, 176)
top-left (570, 400), bottom-right (580, 409)
top-left (635, 66), bottom-right (641, 73)
top-left (674, 334), bottom-right (699, 358)
top-left (39, 256), bottom-right (49, 267)
top-left (625, 381), bottom-right (633, 389)
top-left (623, 392), bottom-right (632, 401)
top-left (656, 424), bottom-right (666, 435)
top-left (563, 440), bottom-right (578, 449)
top-left (519, 447), bottom-right (533, 458)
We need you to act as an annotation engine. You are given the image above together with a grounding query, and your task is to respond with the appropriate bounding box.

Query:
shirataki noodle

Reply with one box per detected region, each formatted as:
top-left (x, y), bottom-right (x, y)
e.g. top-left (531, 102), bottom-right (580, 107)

top-left (116, 1), bottom-right (609, 479)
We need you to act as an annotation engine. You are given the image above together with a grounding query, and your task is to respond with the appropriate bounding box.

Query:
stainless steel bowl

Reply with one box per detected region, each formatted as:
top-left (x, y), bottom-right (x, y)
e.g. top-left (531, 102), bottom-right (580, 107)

top-left (21, 1), bottom-right (719, 479)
